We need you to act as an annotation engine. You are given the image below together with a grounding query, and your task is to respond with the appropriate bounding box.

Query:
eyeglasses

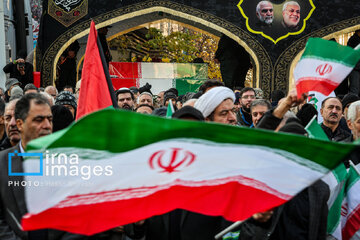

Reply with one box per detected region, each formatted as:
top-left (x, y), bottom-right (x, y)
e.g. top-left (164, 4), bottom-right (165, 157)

top-left (261, 9), bottom-right (273, 13)
top-left (242, 95), bottom-right (256, 100)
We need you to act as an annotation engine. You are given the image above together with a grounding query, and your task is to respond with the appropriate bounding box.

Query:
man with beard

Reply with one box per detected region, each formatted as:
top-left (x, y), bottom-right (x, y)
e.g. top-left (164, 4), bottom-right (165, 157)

top-left (237, 87), bottom-right (256, 127)
top-left (116, 88), bottom-right (135, 111)
top-left (320, 97), bottom-right (351, 141)
top-left (256, 1), bottom-right (274, 27)
top-left (195, 86), bottom-right (237, 126)
top-left (282, 1), bottom-right (301, 30)
top-left (0, 99), bottom-right (20, 150)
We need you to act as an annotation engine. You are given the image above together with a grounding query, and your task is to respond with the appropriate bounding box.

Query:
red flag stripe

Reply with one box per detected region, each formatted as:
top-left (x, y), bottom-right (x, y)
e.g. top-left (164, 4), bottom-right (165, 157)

top-left (22, 181), bottom-right (288, 235)
top-left (75, 21), bottom-right (113, 120)
top-left (296, 77), bottom-right (338, 96)
top-left (342, 204), bottom-right (360, 240)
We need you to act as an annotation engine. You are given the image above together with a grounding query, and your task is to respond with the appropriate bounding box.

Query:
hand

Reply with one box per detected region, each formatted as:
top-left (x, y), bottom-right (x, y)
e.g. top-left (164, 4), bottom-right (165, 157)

top-left (16, 58), bottom-right (25, 63)
top-left (252, 210), bottom-right (273, 223)
top-left (282, 89), bottom-right (308, 108)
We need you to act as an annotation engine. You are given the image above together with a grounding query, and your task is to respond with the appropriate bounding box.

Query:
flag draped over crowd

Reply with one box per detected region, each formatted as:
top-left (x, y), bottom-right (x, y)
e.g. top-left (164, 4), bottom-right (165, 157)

top-left (20, 109), bottom-right (357, 235)
top-left (294, 38), bottom-right (360, 97)
top-left (109, 62), bottom-right (208, 95)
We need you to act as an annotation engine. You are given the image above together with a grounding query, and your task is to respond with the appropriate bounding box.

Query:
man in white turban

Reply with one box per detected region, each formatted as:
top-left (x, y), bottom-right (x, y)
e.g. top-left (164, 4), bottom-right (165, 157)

top-left (194, 86), bottom-right (237, 125)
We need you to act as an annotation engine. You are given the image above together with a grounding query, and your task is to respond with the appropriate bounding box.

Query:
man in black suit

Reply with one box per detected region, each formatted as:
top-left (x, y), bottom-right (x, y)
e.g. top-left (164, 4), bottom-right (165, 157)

top-left (0, 93), bottom-right (52, 239)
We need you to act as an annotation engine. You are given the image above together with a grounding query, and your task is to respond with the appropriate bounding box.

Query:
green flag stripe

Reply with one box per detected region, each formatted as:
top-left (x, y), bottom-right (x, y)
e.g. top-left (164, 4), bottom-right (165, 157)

top-left (301, 38), bottom-right (360, 66)
top-left (345, 165), bottom-right (360, 194)
top-left (27, 109), bottom-right (356, 170)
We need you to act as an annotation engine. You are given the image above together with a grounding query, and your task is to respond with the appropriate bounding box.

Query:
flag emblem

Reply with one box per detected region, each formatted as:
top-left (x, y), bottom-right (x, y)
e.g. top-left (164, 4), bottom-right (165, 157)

top-left (316, 64), bottom-right (333, 76)
top-left (149, 148), bottom-right (196, 173)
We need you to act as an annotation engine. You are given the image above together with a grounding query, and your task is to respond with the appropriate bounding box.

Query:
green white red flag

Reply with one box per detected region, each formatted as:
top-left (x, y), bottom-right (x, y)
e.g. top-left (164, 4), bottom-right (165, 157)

top-left (20, 110), bottom-right (356, 235)
top-left (294, 38), bottom-right (360, 97)
top-left (324, 162), bottom-right (360, 240)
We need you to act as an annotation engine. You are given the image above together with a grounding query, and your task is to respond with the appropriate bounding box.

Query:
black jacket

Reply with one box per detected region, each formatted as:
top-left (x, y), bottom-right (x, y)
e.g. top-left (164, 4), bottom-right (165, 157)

top-left (321, 123), bottom-right (351, 142)
top-left (3, 62), bottom-right (34, 87)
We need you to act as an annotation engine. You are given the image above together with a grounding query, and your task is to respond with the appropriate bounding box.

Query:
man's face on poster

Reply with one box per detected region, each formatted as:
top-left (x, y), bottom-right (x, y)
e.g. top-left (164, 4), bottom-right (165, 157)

top-left (256, 1), bottom-right (274, 25)
top-left (282, 3), bottom-right (300, 28)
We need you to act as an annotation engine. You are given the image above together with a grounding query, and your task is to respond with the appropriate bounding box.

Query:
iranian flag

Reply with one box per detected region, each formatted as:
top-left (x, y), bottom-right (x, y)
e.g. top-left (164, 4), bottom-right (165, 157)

top-left (109, 62), bottom-right (207, 95)
top-left (20, 110), bottom-right (356, 235)
top-left (294, 38), bottom-right (360, 97)
top-left (324, 163), bottom-right (360, 240)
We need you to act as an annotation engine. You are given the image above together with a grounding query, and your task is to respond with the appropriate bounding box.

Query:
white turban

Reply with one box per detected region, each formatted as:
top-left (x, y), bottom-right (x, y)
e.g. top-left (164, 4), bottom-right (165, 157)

top-left (194, 86), bottom-right (235, 118)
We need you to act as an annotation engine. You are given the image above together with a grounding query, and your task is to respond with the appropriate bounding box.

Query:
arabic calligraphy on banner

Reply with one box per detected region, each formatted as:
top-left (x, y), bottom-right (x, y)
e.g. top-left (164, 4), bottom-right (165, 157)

top-left (49, 0), bottom-right (88, 27)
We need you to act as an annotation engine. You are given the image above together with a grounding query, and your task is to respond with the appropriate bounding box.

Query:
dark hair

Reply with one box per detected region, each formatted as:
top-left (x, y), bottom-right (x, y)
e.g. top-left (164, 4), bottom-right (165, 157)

top-left (271, 90), bottom-right (285, 102)
top-left (63, 85), bottom-right (75, 93)
top-left (0, 98), bottom-right (5, 116)
top-left (15, 93), bottom-right (50, 121)
top-left (136, 104), bottom-right (154, 111)
top-left (24, 83), bottom-right (38, 93)
top-left (250, 99), bottom-right (271, 112)
top-left (239, 87), bottom-right (255, 98)
top-left (321, 97), bottom-right (342, 109)
top-left (116, 88), bottom-right (135, 100)
top-left (199, 80), bottom-right (224, 93)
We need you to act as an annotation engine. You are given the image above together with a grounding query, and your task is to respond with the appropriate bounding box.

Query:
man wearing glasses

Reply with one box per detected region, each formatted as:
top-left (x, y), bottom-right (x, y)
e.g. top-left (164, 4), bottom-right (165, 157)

top-left (256, 1), bottom-right (274, 26)
top-left (237, 87), bottom-right (256, 127)
top-left (282, 1), bottom-right (301, 29)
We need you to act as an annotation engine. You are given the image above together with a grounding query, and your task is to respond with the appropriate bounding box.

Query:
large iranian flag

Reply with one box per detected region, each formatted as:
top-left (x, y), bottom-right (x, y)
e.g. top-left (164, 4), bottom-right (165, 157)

top-left (294, 38), bottom-right (360, 97)
top-left (20, 110), bottom-right (356, 235)
top-left (109, 62), bottom-right (207, 95)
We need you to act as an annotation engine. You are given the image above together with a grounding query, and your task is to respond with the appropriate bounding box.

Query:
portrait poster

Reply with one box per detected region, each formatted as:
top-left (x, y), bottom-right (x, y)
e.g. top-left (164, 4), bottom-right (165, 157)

top-left (238, 0), bottom-right (315, 43)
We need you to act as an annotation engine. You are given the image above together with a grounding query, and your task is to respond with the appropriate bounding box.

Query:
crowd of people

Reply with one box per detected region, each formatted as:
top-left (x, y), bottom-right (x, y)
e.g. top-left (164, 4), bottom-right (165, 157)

top-left (0, 72), bottom-right (359, 239)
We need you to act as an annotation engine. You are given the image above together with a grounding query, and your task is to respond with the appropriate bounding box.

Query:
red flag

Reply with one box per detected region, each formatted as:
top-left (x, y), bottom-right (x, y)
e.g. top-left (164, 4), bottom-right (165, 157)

top-left (76, 21), bottom-right (117, 120)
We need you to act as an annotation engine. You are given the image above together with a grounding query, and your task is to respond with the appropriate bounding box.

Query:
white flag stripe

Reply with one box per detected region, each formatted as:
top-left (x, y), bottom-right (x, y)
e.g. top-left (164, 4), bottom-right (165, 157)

top-left (24, 139), bottom-right (326, 214)
top-left (294, 58), bottom-right (353, 84)
top-left (141, 63), bottom-right (175, 78)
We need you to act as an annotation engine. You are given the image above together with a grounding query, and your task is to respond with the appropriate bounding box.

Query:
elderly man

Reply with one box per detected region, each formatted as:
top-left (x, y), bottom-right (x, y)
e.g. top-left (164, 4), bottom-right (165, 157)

top-left (346, 100), bottom-right (360, 141)
top-left (282, 1), bottom-right (300, 29)
top-left (137, 92), bottom-right (153, 107)
top-left (345, 101), bottom-right (360, 166)
top-left (320, 97), bottom-right (351, 141)
top-left (250, 99), bottom-right (271, 127)
top-left (0, 99), bottom-right (20, 150)
top-left (256, 1), bottom-right (274, 26)
top-left (237, 87), bottom-right (256, 127)
top-left (116, 88), bottom-right (135, 111)
top-left (194, 86), bottom-right (236, 125)
top-left (45, 86), bottom-right (58, 100)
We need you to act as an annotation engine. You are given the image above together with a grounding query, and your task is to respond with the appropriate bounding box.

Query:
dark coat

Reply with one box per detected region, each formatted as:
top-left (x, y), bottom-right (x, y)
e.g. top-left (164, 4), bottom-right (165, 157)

top-left (3, 63), bottom-right (34, 87)
top-left (239, 180), bottom-right (330, 240)
top-left (321, 123), bottom-right (351, 142)
top-left (144, 210), bottom-right (231, 240)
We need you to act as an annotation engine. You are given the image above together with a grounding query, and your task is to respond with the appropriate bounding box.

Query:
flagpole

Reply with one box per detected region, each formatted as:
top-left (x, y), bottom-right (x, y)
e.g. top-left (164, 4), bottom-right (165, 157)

top-left (214, 220), bottom-right (243, 239)
top-left (96, 29), bottom-right (118, 109)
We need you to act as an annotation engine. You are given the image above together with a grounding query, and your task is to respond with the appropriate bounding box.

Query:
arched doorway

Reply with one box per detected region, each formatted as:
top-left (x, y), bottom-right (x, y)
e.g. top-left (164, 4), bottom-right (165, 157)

top-left (38, 1), bottom-right (273, 96)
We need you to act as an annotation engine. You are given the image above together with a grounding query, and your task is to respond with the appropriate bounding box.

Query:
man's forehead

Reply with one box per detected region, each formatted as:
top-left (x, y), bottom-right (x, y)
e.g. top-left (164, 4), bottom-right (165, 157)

top-left (262, 3), bottom-right (272, 8)
top-left (252, 105), bottom-right (268, 112)
top-left (243, 90), bottom-right (255, 95)
top-left (324, 98), bottom-right (342, 107)
top-left (118, 93), bottom-right (132, 98)
top-left (216, 99), bottom-right (234, 110)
